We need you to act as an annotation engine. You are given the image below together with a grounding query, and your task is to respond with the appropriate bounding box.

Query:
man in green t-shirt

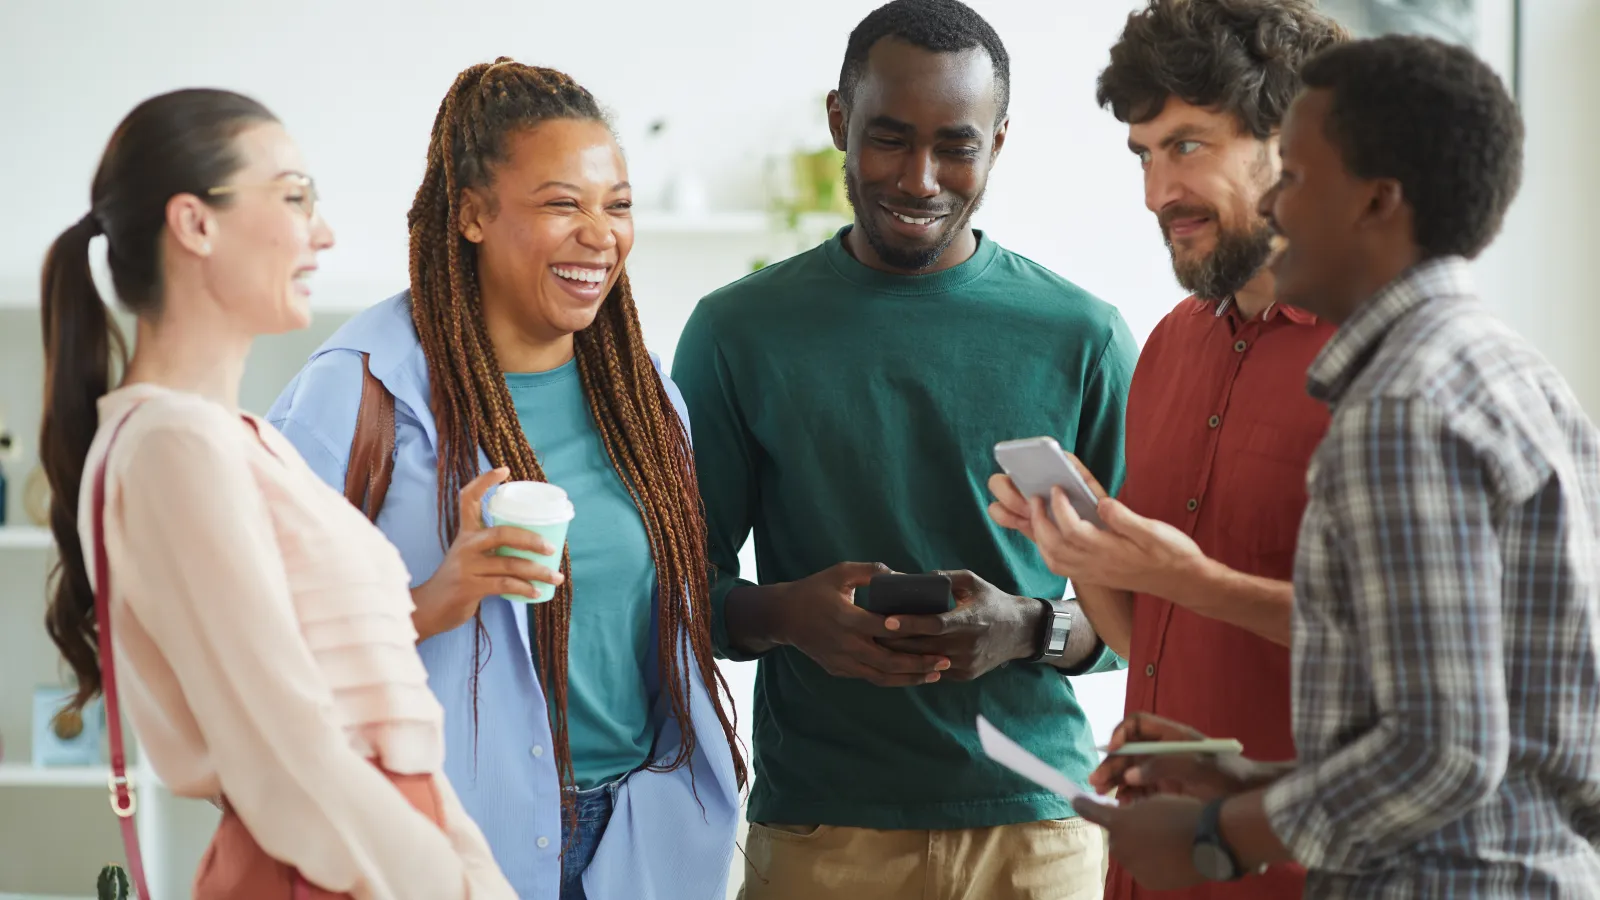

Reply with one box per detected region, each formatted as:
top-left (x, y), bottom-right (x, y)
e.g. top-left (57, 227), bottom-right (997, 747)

top-left (671, 2), bottom-right (1136, 897)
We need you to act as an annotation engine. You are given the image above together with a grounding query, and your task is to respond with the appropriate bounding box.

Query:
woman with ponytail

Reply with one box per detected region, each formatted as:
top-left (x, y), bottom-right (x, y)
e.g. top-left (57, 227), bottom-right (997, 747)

top-left (269, 59), bottom-right (744, 900)
top-left (41, 88), bottom-right (514, 899)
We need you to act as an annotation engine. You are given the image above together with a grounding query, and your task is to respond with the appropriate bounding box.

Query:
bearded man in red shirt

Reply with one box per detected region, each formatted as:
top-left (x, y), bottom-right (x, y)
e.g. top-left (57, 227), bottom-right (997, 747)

top-left (991, 3), bottom-right (1345, 897)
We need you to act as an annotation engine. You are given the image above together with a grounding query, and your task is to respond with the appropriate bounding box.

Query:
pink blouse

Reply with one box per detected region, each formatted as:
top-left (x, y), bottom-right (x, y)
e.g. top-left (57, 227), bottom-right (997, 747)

top-left (79, 384), bottom-right (514, 900)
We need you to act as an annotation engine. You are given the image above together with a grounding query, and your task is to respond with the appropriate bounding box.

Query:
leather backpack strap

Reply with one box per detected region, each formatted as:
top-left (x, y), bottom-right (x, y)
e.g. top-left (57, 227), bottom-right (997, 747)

top-left (91, 407), bottom-right (152, 900)
top-left (343, 352), bottom-right (396, 523)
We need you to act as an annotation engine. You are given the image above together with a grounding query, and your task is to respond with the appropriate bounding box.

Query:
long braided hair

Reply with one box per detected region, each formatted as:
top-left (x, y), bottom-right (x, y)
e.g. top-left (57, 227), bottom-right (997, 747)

top-left (406, 58), bottom-right (746, 800)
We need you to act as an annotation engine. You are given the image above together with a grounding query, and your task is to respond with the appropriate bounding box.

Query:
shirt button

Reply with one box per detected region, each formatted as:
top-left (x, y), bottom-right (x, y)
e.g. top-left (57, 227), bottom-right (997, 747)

top-left (537, 836), bottom-right (551, 849)
top-left (530, 745), bottom-right (544, 758)
top-left (1234, 339), bottom-right (1248, 353)
top-left (1145, 664), bottom-right (1156, 677)
top-left (1208, 415), bottom-right (1221, 429)
top-left (1186, 498), bottom-right (1199, 512)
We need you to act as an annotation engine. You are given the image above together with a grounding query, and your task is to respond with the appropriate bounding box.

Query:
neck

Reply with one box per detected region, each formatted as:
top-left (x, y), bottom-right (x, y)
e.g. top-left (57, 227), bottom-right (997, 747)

top-left (480, 281), bottom-right (575, 374)
top-left (1328, 244), bottom-right (1424, 325)
top-left (845, 222), bottom-right (978, 276)
top-left (1231, 268), bottom-right (1278, 320)
top-left (121, 290), bottom-right (252, 411)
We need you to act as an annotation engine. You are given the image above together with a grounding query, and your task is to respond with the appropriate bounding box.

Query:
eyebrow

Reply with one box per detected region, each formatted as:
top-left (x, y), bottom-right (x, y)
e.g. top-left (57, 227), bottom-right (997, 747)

top-left (532, 180), bottom-right (631, 192)
top-left (865, 115), bottom-right (984, 142)
top-left (1127, 123), bottom-right (1214, 154)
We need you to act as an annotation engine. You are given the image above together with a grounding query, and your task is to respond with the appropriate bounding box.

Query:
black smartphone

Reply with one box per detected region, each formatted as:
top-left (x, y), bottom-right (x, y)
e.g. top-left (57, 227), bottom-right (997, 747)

top-left (860, 573), bottom-right (954, 616)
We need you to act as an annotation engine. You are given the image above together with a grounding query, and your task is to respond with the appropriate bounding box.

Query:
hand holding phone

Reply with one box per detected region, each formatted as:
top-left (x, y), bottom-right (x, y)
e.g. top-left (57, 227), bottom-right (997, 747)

top-left (859, 573), bottom-right (955, 616)
top-left (994, 437), bottom-right (1106, 529)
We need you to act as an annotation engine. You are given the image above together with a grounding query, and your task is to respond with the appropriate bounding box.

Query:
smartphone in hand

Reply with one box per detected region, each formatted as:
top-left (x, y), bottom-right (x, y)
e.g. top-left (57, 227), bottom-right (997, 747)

top-left (859, 573), bottom-right (954, 616)
top-left (994, 436), bottom-right (1105, 529)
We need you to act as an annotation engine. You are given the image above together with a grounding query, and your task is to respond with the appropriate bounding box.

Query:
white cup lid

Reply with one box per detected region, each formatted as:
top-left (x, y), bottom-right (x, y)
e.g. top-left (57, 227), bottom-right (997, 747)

top-left (488, 480), bottom-right (575, 525)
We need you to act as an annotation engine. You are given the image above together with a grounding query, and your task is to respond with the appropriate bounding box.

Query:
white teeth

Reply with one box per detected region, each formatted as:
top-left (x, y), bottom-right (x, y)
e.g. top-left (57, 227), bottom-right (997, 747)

top-left (891, 212), bottom-right (939, 226)
top-left (551, 266), bottom-right (607, 284)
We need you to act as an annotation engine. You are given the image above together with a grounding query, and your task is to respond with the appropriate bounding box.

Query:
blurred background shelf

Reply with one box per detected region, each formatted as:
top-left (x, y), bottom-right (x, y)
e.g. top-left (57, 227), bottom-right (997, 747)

top-left (0, 527), bottom-right (51, 551)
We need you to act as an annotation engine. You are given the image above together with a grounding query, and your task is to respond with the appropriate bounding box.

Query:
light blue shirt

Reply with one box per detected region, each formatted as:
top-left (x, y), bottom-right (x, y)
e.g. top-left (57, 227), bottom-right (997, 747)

top-left (267, 293), bottom-right (739, 900)
top-left (503, 364), bottom-right (656, 790)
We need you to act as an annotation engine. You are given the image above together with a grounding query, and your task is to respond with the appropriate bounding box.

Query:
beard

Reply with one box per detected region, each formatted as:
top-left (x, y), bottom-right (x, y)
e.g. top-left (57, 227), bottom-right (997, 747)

top-left (844, 166), bottom-right (984, 272)
top-left (1166, 214), bottom-right (1276, 303)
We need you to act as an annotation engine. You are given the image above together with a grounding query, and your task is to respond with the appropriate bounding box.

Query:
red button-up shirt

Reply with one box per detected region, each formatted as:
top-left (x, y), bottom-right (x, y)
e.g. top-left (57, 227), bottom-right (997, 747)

top-left (1105, 297), bottom-right (1334, 900)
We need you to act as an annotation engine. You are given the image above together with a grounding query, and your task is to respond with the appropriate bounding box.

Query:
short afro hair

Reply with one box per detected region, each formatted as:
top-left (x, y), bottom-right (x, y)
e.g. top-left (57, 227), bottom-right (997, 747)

top-left (1097, 0), bottom-right (1347, 139)
top-left (839, 0), bottom-right (1010, 124)
top-left (1301, 34), bottom-right (1523, 260)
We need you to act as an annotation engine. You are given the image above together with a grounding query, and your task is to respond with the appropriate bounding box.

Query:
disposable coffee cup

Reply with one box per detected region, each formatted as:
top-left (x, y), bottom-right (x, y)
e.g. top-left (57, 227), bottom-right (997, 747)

top-left (486, 481), bottom-right (575, 603)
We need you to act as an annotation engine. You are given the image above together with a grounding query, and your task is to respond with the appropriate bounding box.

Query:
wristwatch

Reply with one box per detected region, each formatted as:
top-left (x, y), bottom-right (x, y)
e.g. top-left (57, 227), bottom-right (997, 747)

top-left (1027, 597), bottom-right (1073, 662)
top-left (1192, 798), bottom-right (1244, 882)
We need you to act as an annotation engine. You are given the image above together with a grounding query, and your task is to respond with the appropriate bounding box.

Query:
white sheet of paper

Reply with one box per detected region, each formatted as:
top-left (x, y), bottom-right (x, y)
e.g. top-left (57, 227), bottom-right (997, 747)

top-left (976, 714), bottom-right (1117, 807)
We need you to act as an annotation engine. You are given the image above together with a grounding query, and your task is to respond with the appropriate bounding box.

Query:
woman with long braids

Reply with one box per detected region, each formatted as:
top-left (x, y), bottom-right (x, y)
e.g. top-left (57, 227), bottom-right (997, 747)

top-left (270, 59), bottom-right (744, 899)
top-left (40, 89), bottom-right (514, 898)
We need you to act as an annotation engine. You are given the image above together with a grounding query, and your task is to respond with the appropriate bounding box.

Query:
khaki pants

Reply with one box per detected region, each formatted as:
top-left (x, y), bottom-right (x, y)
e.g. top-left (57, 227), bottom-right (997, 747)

top-left (737, 819), bottom-right (1106, 900)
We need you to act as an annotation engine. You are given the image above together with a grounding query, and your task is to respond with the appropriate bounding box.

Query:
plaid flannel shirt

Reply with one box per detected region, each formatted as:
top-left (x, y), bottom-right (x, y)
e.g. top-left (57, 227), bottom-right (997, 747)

top-left (1263, 257), bottom-right (1600, 898)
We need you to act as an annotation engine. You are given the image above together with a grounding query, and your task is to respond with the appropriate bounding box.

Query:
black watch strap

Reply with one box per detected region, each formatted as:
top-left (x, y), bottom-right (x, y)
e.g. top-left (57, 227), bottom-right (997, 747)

top-left (1025, 597), bottom-right (1071, 662)
top-left (1193, 798), bottom-right (1244, 882)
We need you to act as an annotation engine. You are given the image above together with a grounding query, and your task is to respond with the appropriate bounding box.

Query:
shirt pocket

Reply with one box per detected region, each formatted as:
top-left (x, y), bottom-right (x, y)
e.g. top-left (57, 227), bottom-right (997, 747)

top-left (1219, 422), bottom-right (1320, 573)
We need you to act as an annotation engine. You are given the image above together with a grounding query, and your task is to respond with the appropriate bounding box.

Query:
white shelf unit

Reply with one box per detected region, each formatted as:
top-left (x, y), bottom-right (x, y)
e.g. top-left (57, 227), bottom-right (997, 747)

top-left (0, 527), bottom-right (52, 551)
top-left (0, 765), bottom-right (109, 788)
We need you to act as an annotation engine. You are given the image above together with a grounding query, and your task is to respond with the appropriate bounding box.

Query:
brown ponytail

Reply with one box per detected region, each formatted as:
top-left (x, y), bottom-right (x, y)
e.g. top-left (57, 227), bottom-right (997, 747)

top-left (40, 89), bottom-right (277, 721)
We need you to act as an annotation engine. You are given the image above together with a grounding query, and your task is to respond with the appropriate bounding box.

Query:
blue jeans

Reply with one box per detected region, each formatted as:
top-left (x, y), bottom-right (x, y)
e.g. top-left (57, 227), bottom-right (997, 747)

top-left (559, 780), bottom-right (618, 900)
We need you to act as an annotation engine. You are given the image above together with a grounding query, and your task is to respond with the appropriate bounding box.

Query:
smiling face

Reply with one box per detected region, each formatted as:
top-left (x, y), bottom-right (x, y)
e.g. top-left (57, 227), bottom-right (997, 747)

top-left (829, 37), bottom-right (1006, 274)
top-left (1129, 97), bottom-right (1278, 301)
top-left (200, 121), bottom-right (334, 333)
top-left (458, 118), bottom-right (633, 346)
top-left (1259, 88), bottom-right (1374, 323)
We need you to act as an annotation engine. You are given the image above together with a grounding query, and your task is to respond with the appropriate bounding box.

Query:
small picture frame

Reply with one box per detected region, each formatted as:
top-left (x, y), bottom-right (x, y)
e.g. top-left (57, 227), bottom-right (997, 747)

top-left (32, 685), bottom-right (104, 767)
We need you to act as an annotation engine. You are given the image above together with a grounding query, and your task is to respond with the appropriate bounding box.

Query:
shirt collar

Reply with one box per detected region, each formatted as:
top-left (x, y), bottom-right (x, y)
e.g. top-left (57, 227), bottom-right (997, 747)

top-left (1195, 294), bottom-right (1321, 326)
top-left (1306, 255), bottom-right (1475, 404)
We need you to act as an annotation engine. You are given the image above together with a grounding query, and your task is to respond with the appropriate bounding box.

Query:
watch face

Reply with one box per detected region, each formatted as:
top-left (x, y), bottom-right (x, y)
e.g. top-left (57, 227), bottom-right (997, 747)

top-left (1192, 841), bottom-right (1237, 882)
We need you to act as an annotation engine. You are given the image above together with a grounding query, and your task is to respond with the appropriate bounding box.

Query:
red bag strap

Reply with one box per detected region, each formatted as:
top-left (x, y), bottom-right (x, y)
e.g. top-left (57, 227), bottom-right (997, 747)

top-left (90, 407), bottom-right (151, 899)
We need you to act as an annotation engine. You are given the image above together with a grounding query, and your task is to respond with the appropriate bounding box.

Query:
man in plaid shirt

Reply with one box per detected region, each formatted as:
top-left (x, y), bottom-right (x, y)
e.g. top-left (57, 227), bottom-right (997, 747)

top-left (1072, 34), bottom-right (1600, 898)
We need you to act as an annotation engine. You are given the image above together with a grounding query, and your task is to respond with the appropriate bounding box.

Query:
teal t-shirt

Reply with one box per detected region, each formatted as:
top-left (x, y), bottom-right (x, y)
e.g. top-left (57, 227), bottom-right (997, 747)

top-left (672, 228), bottom-right (1137, 829)
top-left (506, 361), bottom-right (656, 790)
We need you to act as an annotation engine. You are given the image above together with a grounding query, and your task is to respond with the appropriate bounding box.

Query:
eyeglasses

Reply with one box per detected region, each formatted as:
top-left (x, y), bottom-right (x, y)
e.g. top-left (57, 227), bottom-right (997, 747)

top-left (206, 174), bottom-right (320, 220)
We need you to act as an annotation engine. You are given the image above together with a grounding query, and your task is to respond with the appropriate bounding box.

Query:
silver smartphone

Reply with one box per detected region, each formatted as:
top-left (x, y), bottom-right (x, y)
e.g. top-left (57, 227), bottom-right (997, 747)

top-left (993, 436), bottom-right (1105, 529)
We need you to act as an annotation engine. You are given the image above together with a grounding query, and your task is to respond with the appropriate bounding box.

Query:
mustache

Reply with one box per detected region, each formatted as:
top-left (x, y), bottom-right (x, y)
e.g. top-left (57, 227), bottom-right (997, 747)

top-left (1158, 204), bottom-right (1218, 233)
top-left (881, 198), bottom-right (957, 216)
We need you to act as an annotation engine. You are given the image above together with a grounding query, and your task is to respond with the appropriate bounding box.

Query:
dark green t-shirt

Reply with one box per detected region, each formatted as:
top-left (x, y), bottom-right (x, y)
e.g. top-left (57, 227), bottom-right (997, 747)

top-left (672, 229), bottom-right (1136, 829)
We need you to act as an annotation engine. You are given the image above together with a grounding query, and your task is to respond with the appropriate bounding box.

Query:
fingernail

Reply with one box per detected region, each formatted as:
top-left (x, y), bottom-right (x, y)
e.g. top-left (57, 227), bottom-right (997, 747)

top-left (925, 672), bottom-right (941, 683)
top-left (1125, 767), bottom-right (1144, 785)
top-left (884, 618), bottom-right (900, 631)
top-left (936, 659), bottom-right (951, 671)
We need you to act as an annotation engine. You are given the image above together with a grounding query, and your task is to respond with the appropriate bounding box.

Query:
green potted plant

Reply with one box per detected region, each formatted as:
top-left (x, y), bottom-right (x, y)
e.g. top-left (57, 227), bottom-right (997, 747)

top-left (97, 864), bottom-right (130, 900)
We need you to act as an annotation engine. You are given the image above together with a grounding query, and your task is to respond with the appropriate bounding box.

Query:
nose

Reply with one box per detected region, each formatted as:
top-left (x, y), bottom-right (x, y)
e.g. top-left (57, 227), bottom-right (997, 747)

top-left (576, 209), bottom-right (618, 253)
top-left (310, 212), bottom-right (335, 251)
top-left (897, 148), bottom-right (940, 200)
top-left (1144, 157), bottom-right (1184, 215)
top-left (1257, 180), bottom-right (1281, 223)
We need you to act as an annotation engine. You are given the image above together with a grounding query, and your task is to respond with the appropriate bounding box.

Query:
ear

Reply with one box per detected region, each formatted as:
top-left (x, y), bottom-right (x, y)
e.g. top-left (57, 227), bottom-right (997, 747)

top-left (990, 116), bottom-right (1010, 162)
top-left (458, 188), bottom-right (488, 244)
top-left (826, 90), bottom-right (847, 152)
top-left (1358, 177), bottom-right (1406, 232)
top-left (165, 193), bottom-right (215, 257)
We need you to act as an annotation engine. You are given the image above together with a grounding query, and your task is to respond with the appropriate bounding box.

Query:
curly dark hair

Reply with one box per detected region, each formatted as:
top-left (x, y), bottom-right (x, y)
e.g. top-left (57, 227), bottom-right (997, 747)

top-left (1097, 0), bottom-right (1347, 138)
top-left (1301, 35), bottom-right (1523, 260)
top-left (840, 0), bottom-right (1010, 123)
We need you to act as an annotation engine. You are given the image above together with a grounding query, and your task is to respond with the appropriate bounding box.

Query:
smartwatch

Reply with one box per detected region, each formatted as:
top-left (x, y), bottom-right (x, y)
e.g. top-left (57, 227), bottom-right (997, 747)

top-left (1191, 798), bottom-right (1244, 882)
top-left (1026, 597), bottom-right (1073, 662)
